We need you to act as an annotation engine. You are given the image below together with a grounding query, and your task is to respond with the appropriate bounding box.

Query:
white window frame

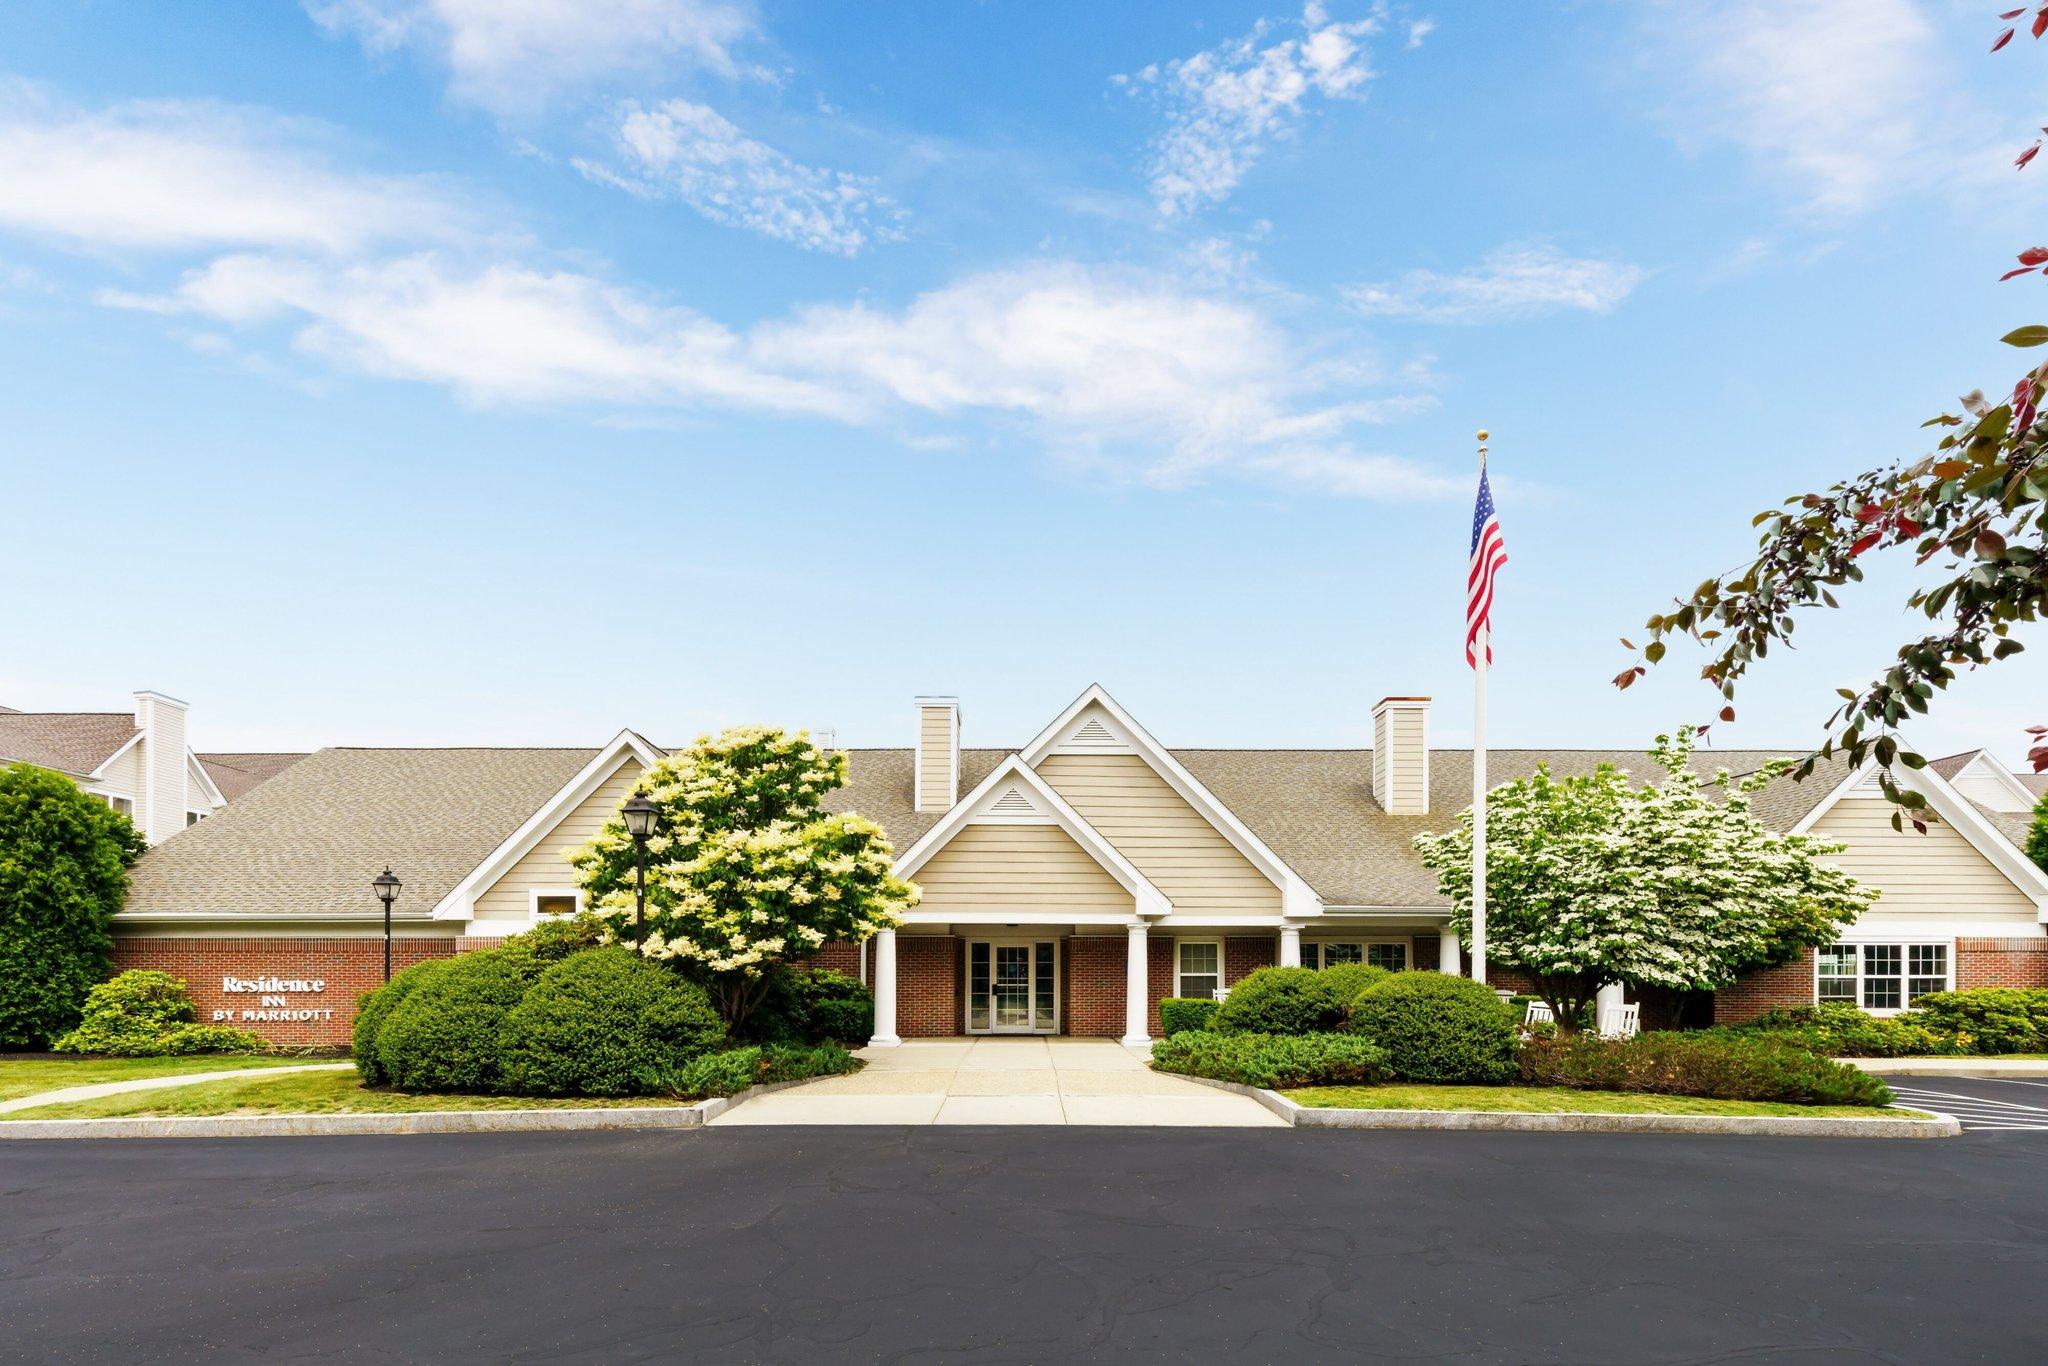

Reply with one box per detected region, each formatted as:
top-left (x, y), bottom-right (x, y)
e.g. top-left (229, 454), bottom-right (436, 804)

top-left (1815, 940), bottom-right (1953, 1014)
top-left (186, 809), bottom-right (208, 827)
top-left (94, 792), bottom-right (134, 817)
top-left (1301, 938), bottom-right (1412, 972)
top-left (528, 888), bottom-right (585, 918)
top-left (1175, 939), bottom-right (1223, 1000)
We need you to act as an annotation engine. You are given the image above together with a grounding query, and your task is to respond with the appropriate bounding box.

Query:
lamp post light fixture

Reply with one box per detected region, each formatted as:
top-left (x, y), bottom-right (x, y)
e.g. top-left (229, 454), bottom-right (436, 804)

top-left (620, 794), bottom-right (658, 949)
top-left (372, 867), bottom-right (402, 983)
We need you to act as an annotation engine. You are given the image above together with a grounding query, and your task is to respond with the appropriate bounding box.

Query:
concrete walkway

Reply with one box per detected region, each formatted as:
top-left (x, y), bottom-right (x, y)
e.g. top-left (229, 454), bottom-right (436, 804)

top-left (710, 1037), bottom-right (1284, 1126)
top-left (0, 1063), bottom-right (352, 1115)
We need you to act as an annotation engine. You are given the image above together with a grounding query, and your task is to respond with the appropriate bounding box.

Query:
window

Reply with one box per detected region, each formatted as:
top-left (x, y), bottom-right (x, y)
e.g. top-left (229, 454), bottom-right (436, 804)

top-left (186, 810), bottom-right (206, 827)
top-left (102, 794), bottom-right (133, 817)
top-left (530, 890), bottom-right (582, 918)
top-left (1177, 941), bottom-right (1222, 999)
top-left (1816, 942), bottom-right (1950, 1011)
top-left (1301, 941), bottom-right (1407, 972)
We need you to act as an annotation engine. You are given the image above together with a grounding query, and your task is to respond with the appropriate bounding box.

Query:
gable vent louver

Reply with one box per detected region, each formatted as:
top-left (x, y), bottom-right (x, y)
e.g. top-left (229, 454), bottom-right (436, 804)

top-left (1071, 716), bottom-right (1117, 747)
top-left (990, 785), bottom-right (1038, 816)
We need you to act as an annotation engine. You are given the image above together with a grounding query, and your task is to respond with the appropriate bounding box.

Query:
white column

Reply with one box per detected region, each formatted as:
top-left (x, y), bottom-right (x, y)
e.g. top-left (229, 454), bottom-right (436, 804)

top-left (1122, 922), bottom-right (1151, 1046)
top-left (1595, 982), bottom-right (1625, 1034)
top-left (868, 929), bottom-right (900, 1047)
top-left (1279, 926), bottom-right (1302, 968)
top-left (1438, 926), bottom-right (1461, 976)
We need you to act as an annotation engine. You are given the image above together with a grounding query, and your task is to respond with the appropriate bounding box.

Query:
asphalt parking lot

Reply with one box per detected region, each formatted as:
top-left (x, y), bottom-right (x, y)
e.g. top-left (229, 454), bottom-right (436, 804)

top-left (6, 1080), bottom-right (2047, 1363)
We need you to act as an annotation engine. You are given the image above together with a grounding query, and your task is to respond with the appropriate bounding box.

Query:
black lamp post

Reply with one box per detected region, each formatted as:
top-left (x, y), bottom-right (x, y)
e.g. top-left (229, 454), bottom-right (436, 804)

top-left (621, 795), bottom-right (657, 948)
top-left (372, 868), bottom-right (402, 982)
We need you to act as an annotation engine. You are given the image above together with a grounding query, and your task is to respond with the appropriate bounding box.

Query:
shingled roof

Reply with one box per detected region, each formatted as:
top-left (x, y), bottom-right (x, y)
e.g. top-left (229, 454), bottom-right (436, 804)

top-left (197, 751), bottom-right (309, 802)
top-left (122, 747), bottom-right (596, 920)
top-left (0, 712), bottom-right (138, 776)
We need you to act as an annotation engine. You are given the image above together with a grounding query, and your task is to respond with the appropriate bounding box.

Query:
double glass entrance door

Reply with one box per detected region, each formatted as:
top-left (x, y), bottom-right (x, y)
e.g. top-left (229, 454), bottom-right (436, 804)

top-left (968, 940), bottom-right (1056, 1033)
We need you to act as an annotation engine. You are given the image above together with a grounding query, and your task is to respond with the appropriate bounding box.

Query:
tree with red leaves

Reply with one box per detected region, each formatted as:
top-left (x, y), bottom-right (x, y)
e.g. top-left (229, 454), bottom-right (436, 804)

top-left (1620, 7), bottom-right (2048, 821)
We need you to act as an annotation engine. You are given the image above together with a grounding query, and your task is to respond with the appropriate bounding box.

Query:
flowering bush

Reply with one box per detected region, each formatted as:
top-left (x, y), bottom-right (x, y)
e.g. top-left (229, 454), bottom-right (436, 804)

top-left (1414, 728), bottom-right (1875, 1031)
top-left (569, 727), bottom-right (915, 1031)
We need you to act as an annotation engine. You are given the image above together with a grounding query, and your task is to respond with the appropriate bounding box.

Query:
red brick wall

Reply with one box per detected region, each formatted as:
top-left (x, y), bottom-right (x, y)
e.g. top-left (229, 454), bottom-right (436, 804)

top-left (1957, 938), bottom-right (2048, 988)
top-left (111, 937), bottom-right (458, 1046)
top-left (1065, 936), bottom-right (1126, 1038)
top-left (798, 940), bottom-right (863, 976)
top-left (1225, 935), bottom-right (1275, 985)
top-left (897, 935), bottom-right (962, 1038)
top-left (1714, 948), bottom-right (1815, 1024)
top-left (1413, 935), bottom-right (1440, 972)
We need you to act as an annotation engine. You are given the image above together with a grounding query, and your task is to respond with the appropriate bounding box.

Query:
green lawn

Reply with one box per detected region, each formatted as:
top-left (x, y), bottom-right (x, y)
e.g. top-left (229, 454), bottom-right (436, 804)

top-left (1286, 1084), bottom-right (1920, 1119)
top-left (0, 1054), bottom-right (333, 1102)
top-left (2, 1067), bottom-right (691, 1119)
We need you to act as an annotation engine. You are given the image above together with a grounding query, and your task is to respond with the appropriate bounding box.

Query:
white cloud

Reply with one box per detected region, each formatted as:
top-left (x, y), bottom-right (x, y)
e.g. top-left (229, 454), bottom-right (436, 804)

top-left (1116, 4), bottom-right (1379, 216)
top-left (0, 89), bottom-right (465, 254)
top-left (117, 254), bottom-right (1451, 498)
top-left (1640, 0), bottom-right (1998, 216)
top-left (576, 100), bottom-right (902, 256)
top-left (306, 0), bottom-right (760, 111)
top-left (1344, 245), bottom-right (1644, 323)
top-left (1405, 19), bottom-right (1434, 50)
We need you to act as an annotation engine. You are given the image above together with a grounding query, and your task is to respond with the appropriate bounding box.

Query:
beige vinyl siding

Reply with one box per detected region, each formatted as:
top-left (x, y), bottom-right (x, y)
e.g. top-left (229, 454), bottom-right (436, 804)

top-left (94, 742), bottom-right (140, 797)
top-left (1037, 752), bottom-right (1280, 916)
top-left (916, 706), bottom-right (954, 812)
top-left (1372, 707), bottom-right (1426, 813)
top-left (912, 823), bottom-right (1132, 917)
top-left (1813, 798), bottom-right (2036, 917)
top-left (185, 758), bottom-right (219, 814)
top-left (472, 758), bottom-right (646, 921)
top-left (1951, 765), bottom-right (2032, 813)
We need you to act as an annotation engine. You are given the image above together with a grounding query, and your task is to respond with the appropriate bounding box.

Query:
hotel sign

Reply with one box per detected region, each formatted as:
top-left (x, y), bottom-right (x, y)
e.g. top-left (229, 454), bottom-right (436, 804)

top-left (212, 974), bottom-right (335, 1024)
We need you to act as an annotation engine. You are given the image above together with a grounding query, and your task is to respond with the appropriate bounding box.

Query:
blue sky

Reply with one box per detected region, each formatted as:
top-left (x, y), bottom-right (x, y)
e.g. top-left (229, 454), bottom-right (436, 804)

top-left (2, 1), bottom-right (2044, 762)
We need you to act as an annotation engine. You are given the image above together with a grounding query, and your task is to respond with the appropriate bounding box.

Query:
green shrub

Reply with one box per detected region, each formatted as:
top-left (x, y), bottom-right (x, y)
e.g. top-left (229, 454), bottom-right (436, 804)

top-left (375, 947), bottom-right (545, 1092)
top-left (746, 967), bottom-right (874, 1044)
top-left (644, 1040), bottom-right (862, 1099)
top-left (351, 958), bottom-right (451, 1083)
top-left (1712, 1003), bottom-right (1965, 1058)
top-left (53, 970), bottom-right (265, 1055)
top-left (1519, 1032), bottom-right (1893, 1106)
top-left (0, 763), bottom-right (144, 1048)
top-left (1149, 1030), bottom-right (1389, 1089)
top-left (1347, 973), bottom-right (1518, 1083)
top-left (499, 947), bottom-right (726, 1097)
top-left (1911, 988), bottom-right (2048, 1055)
top-left (1316, 962), bottom-right (1392, 1006)
top-left (1159, 997), bottom-right (1221, 1036)
top-left (1213, 967), bottom-right (1346, 1036)
top-left (503, 913), bottom-right (610, 964)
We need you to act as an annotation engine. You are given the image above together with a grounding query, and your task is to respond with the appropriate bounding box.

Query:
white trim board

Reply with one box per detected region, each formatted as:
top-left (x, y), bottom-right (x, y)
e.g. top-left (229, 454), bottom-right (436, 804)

top-left (431, 728), bottom-right (663, 923)
top-left (1017, 684), bottom-right (1322, 919)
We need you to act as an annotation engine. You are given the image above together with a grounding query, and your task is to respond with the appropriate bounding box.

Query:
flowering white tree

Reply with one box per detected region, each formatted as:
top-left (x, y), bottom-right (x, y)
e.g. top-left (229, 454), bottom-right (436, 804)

top-left (1413, 728), bottom-right (1875, 1033)
top-left (569, 727), bottom-right (916, 1031)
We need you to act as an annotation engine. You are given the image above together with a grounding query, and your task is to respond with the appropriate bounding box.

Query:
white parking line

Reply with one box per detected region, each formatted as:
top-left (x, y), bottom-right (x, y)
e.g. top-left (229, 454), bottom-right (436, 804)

top-left (1888, 1083), bottom-right (2048, 1132)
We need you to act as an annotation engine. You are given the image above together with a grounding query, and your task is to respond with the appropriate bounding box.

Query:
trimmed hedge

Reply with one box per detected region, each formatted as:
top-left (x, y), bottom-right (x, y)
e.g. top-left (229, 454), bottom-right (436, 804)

top-left (1159, 997), bottom-right (1220, 1036)
top-left (1711, 1003), bottom-right (1965, 1059)
top-left (649, 1041), bottom-right (861, 1099)
top-left (748, 967), bottom-right (874, 1044)
top-left (374, 946), bottom-right (544, 1092)
top-left (499, 947), bottom-right (727, 1097)
top-left (1346, 973), bottom-right (1518, 1083)
top-left (54, 970), bottom-right (265, 1056)
top-left (1316, 962), bottom-right (1392, 1007)
top-left (1912, 988), bottom-right (2048, 1055)
top-left (352, 958), bottom-right (450, 1083)
top-left (503, 913), bottom-right (610, 964)
top-left (1519, 1032), bottom-right (1892, 1107)
top-left (1150, 1030), bottom-right (1389, 1089)
top-left (1213, 967), bottom-right (1346, 1036)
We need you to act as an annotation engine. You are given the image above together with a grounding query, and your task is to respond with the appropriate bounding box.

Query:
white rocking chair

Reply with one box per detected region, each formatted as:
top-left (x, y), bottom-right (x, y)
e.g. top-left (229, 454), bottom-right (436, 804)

top-left (1523, 1000), bottom-right (1555, 1027)
top-left (1598, 1002), bottom-right (1641, 1039)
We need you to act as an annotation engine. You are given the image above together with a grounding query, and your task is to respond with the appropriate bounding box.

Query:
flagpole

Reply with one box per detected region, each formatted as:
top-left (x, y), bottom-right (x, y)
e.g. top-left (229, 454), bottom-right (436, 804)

top-left (1471, 430), bottom-right (1489, 986)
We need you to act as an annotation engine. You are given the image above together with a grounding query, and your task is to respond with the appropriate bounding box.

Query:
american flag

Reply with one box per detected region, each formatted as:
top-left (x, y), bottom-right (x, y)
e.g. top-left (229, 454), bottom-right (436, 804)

top-left (1466, 465), bottom-right (1507, 668)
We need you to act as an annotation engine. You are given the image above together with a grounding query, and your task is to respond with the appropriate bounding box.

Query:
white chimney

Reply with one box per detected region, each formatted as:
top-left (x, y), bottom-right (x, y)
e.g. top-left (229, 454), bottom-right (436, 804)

top-left (133, 690), bottom-right (191, 844)
top-left (1371, 695), bottom-right (1430, 816)
top-left (914, 696), bottom-right (960, 813)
